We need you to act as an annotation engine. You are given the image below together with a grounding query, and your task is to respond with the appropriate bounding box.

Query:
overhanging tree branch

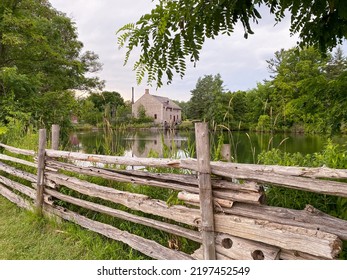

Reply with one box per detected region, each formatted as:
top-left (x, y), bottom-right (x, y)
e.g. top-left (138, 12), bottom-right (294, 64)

top-left (116, 0), bottom-right (347, 88)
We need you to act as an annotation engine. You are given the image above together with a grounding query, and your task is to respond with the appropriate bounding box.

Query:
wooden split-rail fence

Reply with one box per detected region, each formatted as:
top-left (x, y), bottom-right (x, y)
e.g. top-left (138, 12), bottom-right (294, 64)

top-left (0, 123), bottom-right (347, 260)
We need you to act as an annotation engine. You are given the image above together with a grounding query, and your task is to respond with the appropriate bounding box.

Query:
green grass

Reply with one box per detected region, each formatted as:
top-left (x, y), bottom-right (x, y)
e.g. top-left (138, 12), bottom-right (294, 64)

top-left (177, 120), bottom-right (194, 130)
top-left (0, 195), bottom-right (148, 260)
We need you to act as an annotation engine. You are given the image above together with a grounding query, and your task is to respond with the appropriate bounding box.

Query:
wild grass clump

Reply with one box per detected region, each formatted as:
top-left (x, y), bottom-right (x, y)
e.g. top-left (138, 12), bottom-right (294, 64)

top-left (0, 119), bottom-right (38, 151)
top-left (0, 196), bottom-right (148, 259)
top-left (177, 120), bottom-right (194, 130)
top-left (259, 139), bottom-right (347, 213)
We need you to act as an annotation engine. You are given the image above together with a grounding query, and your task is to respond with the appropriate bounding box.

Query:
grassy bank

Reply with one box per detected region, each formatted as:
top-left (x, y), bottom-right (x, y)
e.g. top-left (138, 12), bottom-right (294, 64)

top-left (0, 196), bottom-right (148, 260)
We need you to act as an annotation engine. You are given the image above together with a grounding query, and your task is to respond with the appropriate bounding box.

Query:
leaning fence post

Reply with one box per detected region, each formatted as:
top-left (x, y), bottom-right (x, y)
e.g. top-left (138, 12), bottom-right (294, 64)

top-left (36, 128), bottom-right (46, 214)
top-left (195, 122), bottom-right (216, 260)
top-left (51, 124), bottom-right (60, 150)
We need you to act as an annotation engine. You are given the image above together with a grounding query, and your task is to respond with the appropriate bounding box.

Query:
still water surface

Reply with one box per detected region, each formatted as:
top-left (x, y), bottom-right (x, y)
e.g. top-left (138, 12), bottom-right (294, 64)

top-left (68, 129), bottom-right (347, 164)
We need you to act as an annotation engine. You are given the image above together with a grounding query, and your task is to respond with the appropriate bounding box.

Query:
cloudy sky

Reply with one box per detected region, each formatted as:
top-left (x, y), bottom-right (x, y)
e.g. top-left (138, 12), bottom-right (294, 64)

top-left (49, 0), bottom-right (346, 102)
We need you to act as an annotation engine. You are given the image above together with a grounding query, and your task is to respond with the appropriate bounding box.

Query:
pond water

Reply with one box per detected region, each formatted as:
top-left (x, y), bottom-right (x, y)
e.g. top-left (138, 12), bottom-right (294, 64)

top-left (67, 129), bottom-right (347, 164)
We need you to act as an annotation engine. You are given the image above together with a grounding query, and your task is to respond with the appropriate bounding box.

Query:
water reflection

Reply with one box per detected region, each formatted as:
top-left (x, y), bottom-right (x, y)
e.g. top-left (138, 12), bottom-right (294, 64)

top-left (67, 129), bottom-right (346, 163)
top-left (126, 131), bottom-right (186, 158)
top-left (69, 129), bottom-right (190, 159)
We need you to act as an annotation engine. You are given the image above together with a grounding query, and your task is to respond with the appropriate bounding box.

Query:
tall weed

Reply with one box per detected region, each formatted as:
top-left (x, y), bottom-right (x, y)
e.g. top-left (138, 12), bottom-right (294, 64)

top-left (1, 114), bottom-right (38, 150)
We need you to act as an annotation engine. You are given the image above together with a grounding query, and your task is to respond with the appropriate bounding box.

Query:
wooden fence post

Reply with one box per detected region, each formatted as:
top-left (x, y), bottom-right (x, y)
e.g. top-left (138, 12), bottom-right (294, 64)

top-left (51, 124), bottom-right (60, 150)
top-left (195, 122), bottom-right (216, 260)
top-left (221, 144), bottom-right (231, 162)
top-left (36, 129), bottom-right (46, 214)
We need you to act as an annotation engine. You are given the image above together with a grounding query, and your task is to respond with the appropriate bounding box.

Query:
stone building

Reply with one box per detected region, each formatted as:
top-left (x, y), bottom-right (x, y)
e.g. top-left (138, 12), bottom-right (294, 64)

top-left (132, 89), bottom-right (182, 126)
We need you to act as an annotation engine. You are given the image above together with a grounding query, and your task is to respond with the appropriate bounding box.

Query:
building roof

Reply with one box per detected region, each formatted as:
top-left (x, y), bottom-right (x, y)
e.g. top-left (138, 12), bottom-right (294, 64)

top-left (151, 95), bottom-right (181, 110)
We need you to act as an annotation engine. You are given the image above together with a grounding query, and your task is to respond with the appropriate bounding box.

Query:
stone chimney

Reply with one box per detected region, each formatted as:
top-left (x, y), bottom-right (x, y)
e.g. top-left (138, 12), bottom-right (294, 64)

top-left (131, 87), bottom-right (134, 104)
top-left (145, 88), bottom-right (150, 94)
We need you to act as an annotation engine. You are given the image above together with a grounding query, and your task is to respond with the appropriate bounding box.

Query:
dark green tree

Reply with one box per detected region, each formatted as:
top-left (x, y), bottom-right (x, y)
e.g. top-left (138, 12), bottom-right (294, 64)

top-left (78, 99), bottom-right (101, 126)
top-left (186, 74), bottom-right (225, 122)
top-left (0, 0), bottom-right (104, 129)
top-left (228, 90), bottom-right (249, 128)
top-left (80, 91), bottom-right (126, 125)
top-left (263, 46), bottom-right (347, 134)
top-left (86, 91), bottom-right (125, 113)
top-left (243, 88), bottom-right (264, 128)
top-left (115, 101), bottom-right (132, 124)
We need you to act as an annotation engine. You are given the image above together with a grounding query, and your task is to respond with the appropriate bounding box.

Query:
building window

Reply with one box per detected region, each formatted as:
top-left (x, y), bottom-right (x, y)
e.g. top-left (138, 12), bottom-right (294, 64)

top-left (154, 114), bottom-right (157, 119)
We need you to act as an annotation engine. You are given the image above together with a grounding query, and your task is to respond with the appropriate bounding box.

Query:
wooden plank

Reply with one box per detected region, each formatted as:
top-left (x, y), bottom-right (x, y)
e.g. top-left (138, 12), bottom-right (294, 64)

top-left (0, 161), bottom-right (37, 182)
top-left (45, 188), bottom-right (201, 243)
top-left (0, 143), bottom-right (35, 156)
top-left (192, 246), bottom-right (326, 260)
top-left (193, 233), bottom-right (281, 260)
top-left (45, 148), bottom-right (347, 181)
top-left (46, 160), bottom-right (199, 194)
top-left (214, 213), bottom-right (342, 259)
top-left (221, 203), bottom-right (347, 241)
top-left (180, 159), bottom-right (347, 197)
top-left (215, 234), bottom-right (280, 260)
top-left (59, 165), bottom-right (262, 193)
top-left (279, 249), bottom-right (326, 260)
top-left (35, 129), bottom-right (46, 212)
top-left (46, 160), bottom-right (263, 204)
top-left (210, 161), bottom-right (347, 179)
top-left (0, 183), bottom-right (33, 210)
top-left (211, 164), bottom-right (347, 198)
top-left (212, 179), bottom-right (261, 193)
top-left (212, 188), bottom-right (264, 204)
top-left (0, 154), bottom-right (36, 168)
top-left (45, 149), bottom-right (182, 168)
top-left (44, 204), bottom-right (195, 260)
top-left (182, 158), bottom-right (347, 180)
top-left (178, 191), bottom-right (234, 208)
top-left (45, 172), bottom-right (201, 227)
top-left (192, 234), bottom-right (282, 260)
top-left (0, 175), bottom-right (36, 199)
top-left (195, 122), bottom-right (216, 260)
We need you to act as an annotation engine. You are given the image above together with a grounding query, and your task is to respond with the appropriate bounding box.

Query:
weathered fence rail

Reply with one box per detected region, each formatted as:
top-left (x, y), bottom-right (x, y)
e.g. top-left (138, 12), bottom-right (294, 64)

top-left (1, 123), bottom-right (347, 260)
